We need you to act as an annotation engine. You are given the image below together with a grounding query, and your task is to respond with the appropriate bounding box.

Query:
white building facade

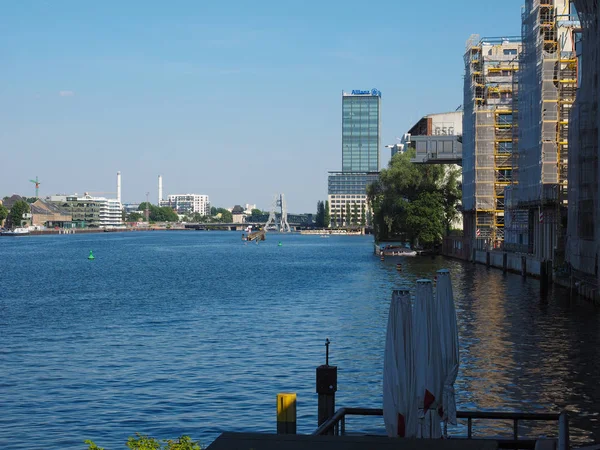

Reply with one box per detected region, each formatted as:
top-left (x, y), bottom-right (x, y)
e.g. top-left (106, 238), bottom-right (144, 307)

top-left (160, 194), bottom-right (210, 215)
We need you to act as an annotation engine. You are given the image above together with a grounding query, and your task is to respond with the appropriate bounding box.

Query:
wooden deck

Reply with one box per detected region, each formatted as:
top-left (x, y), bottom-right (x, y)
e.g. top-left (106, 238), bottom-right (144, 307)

top-left (206, 432), bottom-right (498, 450)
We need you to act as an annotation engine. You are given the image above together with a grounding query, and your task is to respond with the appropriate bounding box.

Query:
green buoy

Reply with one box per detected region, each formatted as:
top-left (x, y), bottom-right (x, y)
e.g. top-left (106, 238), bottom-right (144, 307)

top-left (278, 241), bottom-right (282, 247)
top-left (88, 250), bottom-right (95, 260)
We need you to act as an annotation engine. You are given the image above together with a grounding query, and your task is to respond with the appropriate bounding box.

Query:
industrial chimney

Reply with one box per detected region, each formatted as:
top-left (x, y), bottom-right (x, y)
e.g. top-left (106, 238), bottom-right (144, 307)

top-left (117, 171), bottom-right (122, 203)
top-left (158, 175), bottom-right (163, 204)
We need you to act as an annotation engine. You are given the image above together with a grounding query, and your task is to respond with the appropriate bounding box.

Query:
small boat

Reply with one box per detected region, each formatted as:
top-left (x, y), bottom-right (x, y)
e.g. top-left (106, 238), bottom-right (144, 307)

top-left (1, 227), bottom-right (30, 236)
top-left (380, 245), bottom-right (417, 257)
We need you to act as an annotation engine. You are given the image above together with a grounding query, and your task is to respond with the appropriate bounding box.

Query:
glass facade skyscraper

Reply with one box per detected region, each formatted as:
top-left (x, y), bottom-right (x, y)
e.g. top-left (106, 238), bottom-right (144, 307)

top-left (342, 90), bottom-right (381, 172)
top-left (327, 89), bottom-right (381, 227)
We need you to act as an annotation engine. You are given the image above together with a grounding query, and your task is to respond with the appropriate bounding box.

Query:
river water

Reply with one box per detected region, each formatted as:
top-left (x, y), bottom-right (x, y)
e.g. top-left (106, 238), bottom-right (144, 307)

top-left (1, 232), bottom-right (599, 448)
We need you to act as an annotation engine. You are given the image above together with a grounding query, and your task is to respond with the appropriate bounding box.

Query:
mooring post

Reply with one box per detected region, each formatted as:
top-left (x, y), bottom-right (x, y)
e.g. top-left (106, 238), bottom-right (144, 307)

top-left (276, 393), bottom-right (297, 434)
top-left (316, 338), bottom-right (337, 434)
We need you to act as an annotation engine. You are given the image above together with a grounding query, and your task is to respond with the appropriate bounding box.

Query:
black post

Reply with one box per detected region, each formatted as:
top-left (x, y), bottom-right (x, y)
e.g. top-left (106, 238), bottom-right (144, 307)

top-left (316, 339), bottom-right (337, 434)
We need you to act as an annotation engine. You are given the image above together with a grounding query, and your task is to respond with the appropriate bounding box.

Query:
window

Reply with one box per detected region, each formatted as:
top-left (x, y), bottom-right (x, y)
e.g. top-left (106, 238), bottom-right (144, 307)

top-left (503, 49), bottom-right (517, 55)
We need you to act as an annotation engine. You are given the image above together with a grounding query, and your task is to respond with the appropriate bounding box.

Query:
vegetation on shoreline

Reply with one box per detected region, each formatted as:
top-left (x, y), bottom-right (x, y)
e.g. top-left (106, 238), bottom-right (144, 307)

top-left (367, 149), bottom-right (461, 248)
top-left (85, 433), bottom-right (200, 450)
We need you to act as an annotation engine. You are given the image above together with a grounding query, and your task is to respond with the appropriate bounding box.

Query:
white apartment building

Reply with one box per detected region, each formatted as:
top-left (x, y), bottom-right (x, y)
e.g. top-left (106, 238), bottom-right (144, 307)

top-left (160, 194), bottom-right (210, 216)
top-left (328, 194), bottom-right (369, 227)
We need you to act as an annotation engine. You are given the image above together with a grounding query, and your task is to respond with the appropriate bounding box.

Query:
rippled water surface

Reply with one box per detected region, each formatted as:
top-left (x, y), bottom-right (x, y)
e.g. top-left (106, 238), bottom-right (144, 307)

top-left (1, 232), bottom-right (599, 448)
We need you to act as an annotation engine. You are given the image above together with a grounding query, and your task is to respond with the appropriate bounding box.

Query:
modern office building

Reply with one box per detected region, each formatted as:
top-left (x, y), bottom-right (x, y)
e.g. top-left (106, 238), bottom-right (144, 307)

top-left (160, 194), bottom-right (210, 216)
top-left (328, 89), bottom-right (381, 227)
top-left (463, 35), bottom-right (521, 250)
top-left (341, 89), bottom-right (381, 172)
top-left (49, 194), bottom-right (123, 227)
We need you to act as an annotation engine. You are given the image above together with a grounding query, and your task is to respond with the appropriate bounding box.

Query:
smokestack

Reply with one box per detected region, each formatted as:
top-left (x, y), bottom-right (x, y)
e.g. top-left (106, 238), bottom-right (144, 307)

top-left (158, 175), bottom-right (163, 204)
top-left (117, 171), bottom-right (122, 203)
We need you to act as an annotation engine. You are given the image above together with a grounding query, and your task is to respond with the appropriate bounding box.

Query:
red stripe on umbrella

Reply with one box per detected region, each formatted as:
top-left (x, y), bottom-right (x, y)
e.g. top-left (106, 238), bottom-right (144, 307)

top-left (424, 389), bottom-right (435, 413)
top-left (397, 413), bottom-right (406, 437)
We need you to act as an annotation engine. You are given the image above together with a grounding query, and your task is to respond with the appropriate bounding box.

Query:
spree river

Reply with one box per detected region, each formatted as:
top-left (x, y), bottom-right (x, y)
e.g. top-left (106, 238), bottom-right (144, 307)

top-left (1, 232), bottom-right (599, 448)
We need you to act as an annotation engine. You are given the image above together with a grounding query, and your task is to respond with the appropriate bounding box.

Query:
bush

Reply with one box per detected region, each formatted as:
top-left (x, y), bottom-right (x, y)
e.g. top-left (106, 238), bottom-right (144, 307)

top-left (85, 434), bottom-right (201, 450)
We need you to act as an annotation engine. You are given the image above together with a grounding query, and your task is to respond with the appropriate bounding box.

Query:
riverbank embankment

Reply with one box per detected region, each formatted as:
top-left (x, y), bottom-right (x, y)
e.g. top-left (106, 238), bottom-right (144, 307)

top-left (441, 236), bottom-right (600, 305)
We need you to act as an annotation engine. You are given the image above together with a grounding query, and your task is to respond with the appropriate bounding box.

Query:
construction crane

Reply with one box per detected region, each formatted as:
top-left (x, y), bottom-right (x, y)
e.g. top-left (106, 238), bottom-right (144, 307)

top-left (29, 176), bottom-right (41, 198)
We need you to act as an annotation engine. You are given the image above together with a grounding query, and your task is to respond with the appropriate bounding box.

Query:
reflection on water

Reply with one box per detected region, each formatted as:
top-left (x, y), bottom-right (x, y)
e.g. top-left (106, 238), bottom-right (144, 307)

top-left (0, 233), bottom-right (599, 448)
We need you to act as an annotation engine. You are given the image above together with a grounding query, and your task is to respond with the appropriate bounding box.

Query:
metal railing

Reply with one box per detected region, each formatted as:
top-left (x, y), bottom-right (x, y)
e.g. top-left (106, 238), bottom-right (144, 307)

top-left (313, 408), bottom-right (570, 450)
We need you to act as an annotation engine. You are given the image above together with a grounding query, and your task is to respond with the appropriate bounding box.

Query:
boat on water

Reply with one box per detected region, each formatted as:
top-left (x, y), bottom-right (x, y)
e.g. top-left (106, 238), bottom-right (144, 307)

top-left (380, 245), bottom-right (417, 257)
top-left (1, 227), bottom-right (31, 236)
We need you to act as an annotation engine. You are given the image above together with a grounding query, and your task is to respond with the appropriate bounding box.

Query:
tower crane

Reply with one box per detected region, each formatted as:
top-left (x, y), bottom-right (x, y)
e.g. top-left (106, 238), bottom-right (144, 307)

top-left (29, 176), bottom-right (41, 198)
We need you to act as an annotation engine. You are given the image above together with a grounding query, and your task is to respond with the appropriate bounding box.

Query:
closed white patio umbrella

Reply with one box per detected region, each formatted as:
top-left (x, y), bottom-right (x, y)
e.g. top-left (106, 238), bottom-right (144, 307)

top-left (414, 279), bottom-right (443, 438)
top-left (383, 289), bottom-right (417, 437)
top-left (436, 269), bottom-right (460, 435)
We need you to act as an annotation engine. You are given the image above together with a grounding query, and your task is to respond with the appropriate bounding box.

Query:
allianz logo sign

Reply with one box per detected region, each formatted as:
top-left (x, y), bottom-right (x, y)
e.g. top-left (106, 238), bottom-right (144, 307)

top-left (351, 89), bottom-right (381, 97)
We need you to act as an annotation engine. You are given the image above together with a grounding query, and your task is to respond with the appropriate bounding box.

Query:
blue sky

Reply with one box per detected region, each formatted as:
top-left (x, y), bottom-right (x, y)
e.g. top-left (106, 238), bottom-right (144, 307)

top-left (1, 0), bottom-right (523, 212)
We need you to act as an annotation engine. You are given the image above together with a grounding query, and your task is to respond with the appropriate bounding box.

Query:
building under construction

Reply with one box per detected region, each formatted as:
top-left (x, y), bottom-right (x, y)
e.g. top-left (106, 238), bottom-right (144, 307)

top-left (504, 0), bottom-right (579, 263)
top-left (463, 35), bottom-right (521, 251)
top-left (566, 0), bottom-right (597, 293)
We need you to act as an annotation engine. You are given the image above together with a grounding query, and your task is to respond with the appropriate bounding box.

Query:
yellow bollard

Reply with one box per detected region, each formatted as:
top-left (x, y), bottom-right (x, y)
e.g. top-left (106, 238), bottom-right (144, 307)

top-left (277, 392), bottom-right (297, 434)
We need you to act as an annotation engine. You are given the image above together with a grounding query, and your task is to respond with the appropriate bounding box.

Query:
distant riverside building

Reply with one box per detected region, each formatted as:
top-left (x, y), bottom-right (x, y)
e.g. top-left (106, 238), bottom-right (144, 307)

top-left (159, 194), bottom-right (210, 215)
top-left (404, 111), bottom-right (463, 164)
top-left (328, 89), bottom-right (381, 227)
top-left (49, 194), bottom-right (123, 227)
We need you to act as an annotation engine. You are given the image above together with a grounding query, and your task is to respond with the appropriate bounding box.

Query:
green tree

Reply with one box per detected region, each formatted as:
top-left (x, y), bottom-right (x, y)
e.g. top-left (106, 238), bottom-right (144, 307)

top-left (210, 206), bottom-right (217, 216)
top-left (190, 212), bottom-right (208, 223)
top-left (127, 212), bottom-right (144, 222)
top-left (26, 197), bottom-right (37, 203)
top-left (251, 208), bottom-right (263, 216)
top-left (360, 203), bottom-right (366, 227)
top-left (86, 433), bottom-right (200, 450)
top-left (315, 200), bottom-right (325, 227)
top-left (0, 204), bottom-right (8, 225)
top-left (351, 202), bottom-right (358, 226)
top-left (214, 208), bottom-right (232, 222)
top-left (441, 166), bottom-right (462, 235)
top-left (137, 203), bottom-right (179, 222)
top-left (345, 203), bottom-right (351, 227)
top-left (324, 201), bottom-right (331, 228)
top-left (367, 148), bottom-right (460, 248)
top-left (8, 200), bottom-right (30, 229)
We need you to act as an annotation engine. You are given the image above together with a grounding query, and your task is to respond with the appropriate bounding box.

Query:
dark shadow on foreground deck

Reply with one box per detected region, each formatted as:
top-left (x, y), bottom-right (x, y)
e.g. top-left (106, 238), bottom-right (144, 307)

top-left (206, 432), bottom-right (498, 450)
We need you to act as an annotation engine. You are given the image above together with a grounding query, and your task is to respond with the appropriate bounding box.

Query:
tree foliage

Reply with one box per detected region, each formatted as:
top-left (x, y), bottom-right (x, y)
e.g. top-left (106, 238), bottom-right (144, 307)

top-left (138, 202), bottom-right (179, 222)
top-left (323, 201), bottom-right (331, 228)
top-left (86, 433), bottom-right (200, 450)
top-left (0, 204), bottom-right (8, 224)
top-left (8, 200), bottom-right (30, 229)
top-left (126, 212), bottom-right (144, 222)
top-left (251, 208), bottom-right (263, 216)
top-left (315, 201), bottom-right (325, 228)
top-left (367, 149), bottom-right (461, 248)
top-left (345, 203), bottom-right (351, 227)
top-left (213, 208), bottom-right (233, 223)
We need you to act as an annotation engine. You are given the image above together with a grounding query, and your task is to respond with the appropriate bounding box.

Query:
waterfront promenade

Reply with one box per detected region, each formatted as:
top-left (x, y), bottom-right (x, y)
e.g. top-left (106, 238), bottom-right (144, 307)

top-left (1, 232), bottom-right (599, 448)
